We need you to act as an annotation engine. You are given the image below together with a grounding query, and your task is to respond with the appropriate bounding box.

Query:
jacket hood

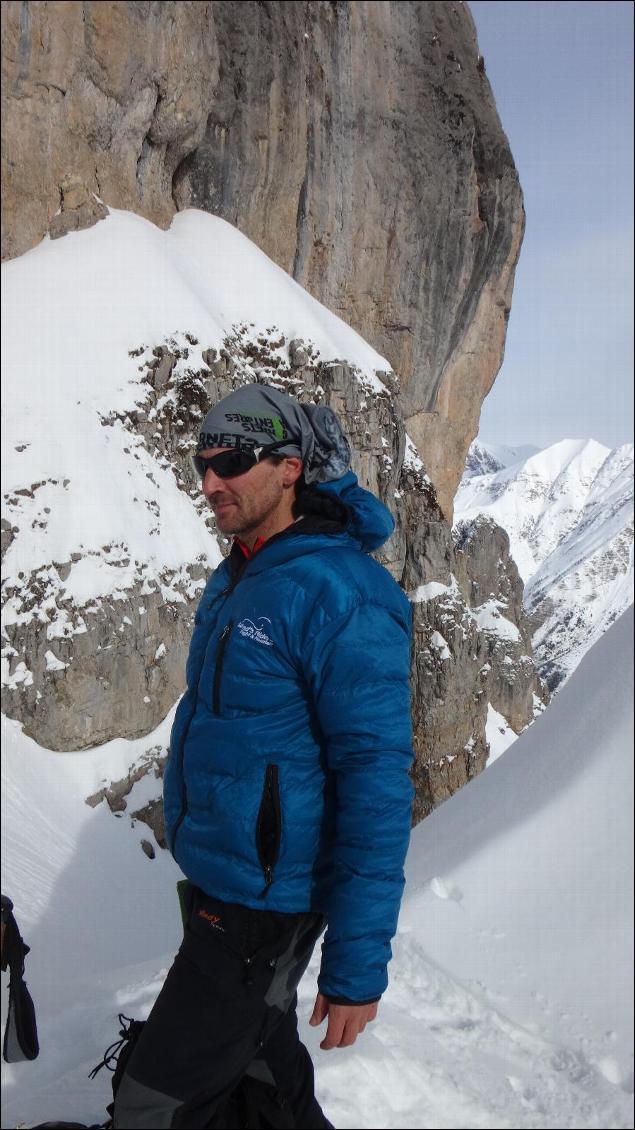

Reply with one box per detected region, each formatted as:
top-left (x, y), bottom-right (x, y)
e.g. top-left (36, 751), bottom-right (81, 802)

top-left (315, 471), bottom-right (395, 551)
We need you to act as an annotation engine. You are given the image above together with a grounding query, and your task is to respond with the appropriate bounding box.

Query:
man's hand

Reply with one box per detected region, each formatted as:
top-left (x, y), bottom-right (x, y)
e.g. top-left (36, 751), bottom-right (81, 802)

top-left (309, 992), bottom-right (379, 1050)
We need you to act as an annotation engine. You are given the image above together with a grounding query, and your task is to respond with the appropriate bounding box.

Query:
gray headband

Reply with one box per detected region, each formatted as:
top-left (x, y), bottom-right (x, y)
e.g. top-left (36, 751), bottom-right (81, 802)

top-left (197, 384), bottom-right (351, 484)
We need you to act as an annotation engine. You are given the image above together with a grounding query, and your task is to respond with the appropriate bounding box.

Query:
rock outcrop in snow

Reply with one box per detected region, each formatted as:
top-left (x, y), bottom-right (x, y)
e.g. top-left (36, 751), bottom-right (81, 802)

top-left (453, 515), bottom-right (548, 732)
top-left (1, 210), bottom-right (541, 817)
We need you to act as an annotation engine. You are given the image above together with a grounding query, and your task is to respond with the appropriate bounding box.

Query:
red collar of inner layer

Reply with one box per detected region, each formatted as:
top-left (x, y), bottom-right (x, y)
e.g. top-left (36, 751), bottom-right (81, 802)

top-left (234, 535), bottom-right (267, 560)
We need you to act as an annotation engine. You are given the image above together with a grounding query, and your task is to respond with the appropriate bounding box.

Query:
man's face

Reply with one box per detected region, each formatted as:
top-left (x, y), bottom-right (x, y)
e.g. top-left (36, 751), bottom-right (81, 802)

top-left (199, 448), bottom-right (299, 539)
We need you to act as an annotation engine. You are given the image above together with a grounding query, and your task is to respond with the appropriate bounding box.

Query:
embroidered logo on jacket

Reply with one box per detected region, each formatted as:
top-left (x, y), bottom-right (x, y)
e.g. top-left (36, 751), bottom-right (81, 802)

top-left (237, 617), bottom-right (274, 647)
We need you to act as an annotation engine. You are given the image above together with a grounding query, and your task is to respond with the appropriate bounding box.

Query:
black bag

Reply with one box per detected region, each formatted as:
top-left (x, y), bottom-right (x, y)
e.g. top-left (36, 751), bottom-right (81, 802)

top-left (1, 893), bottom-right (39, 1063)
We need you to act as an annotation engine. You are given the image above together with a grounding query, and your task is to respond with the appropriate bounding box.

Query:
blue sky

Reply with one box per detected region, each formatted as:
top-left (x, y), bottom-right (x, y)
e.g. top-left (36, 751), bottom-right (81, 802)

top-left (469, 1), bottom-right (633, 449)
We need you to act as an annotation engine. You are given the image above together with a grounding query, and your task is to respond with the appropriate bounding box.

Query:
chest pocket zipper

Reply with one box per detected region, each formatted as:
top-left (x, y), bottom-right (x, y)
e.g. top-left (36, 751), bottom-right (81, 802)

top-left (213, 622), bottom-right (233, 715)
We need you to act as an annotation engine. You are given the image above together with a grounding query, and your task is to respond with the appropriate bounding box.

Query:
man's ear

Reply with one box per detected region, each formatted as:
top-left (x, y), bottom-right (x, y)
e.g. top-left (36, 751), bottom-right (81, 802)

top-left (282, 457), bottom-right (304, 487)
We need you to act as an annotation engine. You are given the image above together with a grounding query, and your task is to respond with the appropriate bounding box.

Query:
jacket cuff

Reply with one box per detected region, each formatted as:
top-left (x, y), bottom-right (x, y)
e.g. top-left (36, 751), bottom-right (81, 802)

top-left (324, 994), bottom-right (381, 1006)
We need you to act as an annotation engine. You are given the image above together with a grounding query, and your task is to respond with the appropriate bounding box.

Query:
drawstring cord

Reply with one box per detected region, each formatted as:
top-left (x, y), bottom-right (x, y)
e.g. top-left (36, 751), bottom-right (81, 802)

top-left (88, 1013), bottom-right (135, 1078)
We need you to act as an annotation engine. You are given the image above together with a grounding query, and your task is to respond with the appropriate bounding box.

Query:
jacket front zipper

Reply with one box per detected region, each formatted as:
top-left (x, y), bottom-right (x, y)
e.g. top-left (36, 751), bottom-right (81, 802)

top-left (170, 591), bottom-right (236, 856)
top-left (171, 534), bottom-right (293, 856)
top-left (213, 621), bottom-right (233, 715)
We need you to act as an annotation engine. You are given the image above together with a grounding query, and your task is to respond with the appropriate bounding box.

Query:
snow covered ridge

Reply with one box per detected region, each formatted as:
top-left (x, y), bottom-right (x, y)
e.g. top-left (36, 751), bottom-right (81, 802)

top-left (1, 207), bottom-right (427, 752)
top-left (455, 438), bottom-right (634, 689)
top-left (1, 610), bottom-right (632, 1129)
top-left (1, 207), bottom-right (397, 595)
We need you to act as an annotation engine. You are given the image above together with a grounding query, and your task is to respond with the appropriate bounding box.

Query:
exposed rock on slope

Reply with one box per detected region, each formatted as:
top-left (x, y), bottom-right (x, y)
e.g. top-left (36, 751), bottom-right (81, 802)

top-left (1, 0), bottom-right (524, 516)
top-left (2, 208), bottom-right (537, 820)
top-left (2, 558), bottom-right (207, 751)
top-left (2, 332), bottom-right (543, 817)
top-left (453, 515), bottom-right (548, 732)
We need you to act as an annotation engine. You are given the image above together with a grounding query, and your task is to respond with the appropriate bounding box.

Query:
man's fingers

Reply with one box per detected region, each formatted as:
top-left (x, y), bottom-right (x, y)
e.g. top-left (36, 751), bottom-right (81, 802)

top-left (309, 992), bottom-right (329, 1027)
top-left (321, 1015), bottom-right (363, 1050)
top-left (316, 1000), bottom-right (380, 1049)
top-left (320, 1012), bottom-right (346, 1050)
top-left (338, 1018), bottom-right (361, 1047)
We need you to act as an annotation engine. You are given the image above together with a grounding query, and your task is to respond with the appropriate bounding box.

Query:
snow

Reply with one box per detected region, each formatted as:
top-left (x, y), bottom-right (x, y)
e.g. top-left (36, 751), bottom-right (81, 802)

top-left (2, 660), bottom-right (33, 689)
top-left (485, 703), bottom-right (518, 765)
top-left (409, 576), bottom-right (459, 603)
top-left (1, 208), bottom-right (396, 656)
top-left (455, 438), bottom-right (634, 684)
top-left (457, 439), bottom-right (614, 581)
top-left (430, 631), bottom-right (452, 661)
top-left (403, 433), bottom-right (427, 475)
top-left (471, 599), bottom-right (522, 643)
top-left (2, 611), bottom-right (633, 1129)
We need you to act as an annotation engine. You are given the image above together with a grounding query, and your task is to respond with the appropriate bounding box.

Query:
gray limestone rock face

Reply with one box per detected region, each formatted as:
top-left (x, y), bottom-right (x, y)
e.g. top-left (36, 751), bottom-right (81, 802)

top-left (454, 515), bottom-right (527, 627)
top-left (410, 584), bottom-right (489, 821)
top-left (1, 563), bottom-right (207, 751)
top-left (1, 0), bottom-right (523, 516)
top-left (1, 0), bottom-right (218, 254)
top-left (453, 515), bottom-right (550, 732)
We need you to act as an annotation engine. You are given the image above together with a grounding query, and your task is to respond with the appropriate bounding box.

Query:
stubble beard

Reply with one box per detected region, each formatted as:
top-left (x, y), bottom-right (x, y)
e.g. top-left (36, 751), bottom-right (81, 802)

top-left (211, 480), bottom-right (285, 539)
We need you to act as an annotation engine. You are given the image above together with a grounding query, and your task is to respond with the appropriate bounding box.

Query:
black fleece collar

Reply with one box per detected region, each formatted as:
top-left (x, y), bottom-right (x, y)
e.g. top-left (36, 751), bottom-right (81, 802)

top-left (227, 513), bottom-right (348, 583)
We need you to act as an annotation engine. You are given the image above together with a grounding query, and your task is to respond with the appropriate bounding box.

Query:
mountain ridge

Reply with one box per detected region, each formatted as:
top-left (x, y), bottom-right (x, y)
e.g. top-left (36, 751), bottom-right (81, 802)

top-left (456, 438), bottom-right (634, 687)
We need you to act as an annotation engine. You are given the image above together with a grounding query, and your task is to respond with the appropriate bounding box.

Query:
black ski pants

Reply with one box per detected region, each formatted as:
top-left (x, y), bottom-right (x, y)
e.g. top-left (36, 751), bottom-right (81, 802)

top-left (112, 884), bottom-right (333, 1129)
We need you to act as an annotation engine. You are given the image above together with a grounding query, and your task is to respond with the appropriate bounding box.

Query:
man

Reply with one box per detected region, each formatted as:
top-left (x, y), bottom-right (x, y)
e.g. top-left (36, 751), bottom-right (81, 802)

top-left (113, 384), bottom-right (414, 1128)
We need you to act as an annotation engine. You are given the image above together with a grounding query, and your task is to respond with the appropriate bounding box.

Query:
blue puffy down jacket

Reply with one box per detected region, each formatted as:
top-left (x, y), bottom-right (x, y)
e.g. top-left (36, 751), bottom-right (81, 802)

top-left (163, 472), bottom-right (414, 1002)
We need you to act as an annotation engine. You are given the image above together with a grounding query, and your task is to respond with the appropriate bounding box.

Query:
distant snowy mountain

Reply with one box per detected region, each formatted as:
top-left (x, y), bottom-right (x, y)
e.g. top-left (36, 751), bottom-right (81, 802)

top-left (455, 438), bottom-right (634, 688)
top-left (2, 604), bottom-right (632, 1130)
top-left (461, 439), bottom-right (540, 480)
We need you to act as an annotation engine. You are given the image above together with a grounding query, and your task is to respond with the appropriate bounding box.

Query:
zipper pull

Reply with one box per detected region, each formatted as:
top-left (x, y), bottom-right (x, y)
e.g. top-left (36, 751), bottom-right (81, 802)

top-left (243, 956), bottom-right (255, 986)
top-left (259, 866), bottom-right (273, 899)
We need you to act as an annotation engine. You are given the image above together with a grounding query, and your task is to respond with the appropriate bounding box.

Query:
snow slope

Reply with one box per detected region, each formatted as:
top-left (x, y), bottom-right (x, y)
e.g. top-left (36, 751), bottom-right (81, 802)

top-left (455, 438), bottom-right (634, 686)
top-left (1, 207), bottom-right (393, 681)
top-left (2, 611), bottom-right (632, 1129)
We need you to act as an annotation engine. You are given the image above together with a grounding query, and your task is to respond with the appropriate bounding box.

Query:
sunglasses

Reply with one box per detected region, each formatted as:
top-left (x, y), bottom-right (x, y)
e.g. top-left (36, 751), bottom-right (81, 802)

top-left (191, 441), bottom-right (290, 481)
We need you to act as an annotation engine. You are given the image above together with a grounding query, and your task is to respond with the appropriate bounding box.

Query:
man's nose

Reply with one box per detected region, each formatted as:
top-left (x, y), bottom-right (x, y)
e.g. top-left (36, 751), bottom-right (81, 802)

top-left (202, 468), bottom-right (225, 495)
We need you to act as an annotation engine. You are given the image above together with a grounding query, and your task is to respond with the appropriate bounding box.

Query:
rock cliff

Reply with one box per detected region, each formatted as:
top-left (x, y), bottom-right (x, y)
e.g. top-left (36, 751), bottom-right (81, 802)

top-left (453, 515), bottom-right (548, 734)
top-left (1, 0), bottom-right (524, 516)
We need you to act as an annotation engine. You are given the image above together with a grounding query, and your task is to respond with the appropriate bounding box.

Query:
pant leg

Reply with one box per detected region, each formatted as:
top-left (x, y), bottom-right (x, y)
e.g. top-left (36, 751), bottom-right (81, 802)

top-left (249, 999), bottom-right (334, 1129)
top-left (112, 939), bottom-right (267, 1128)
top-left (113, 889), bottom-right (329, 1130)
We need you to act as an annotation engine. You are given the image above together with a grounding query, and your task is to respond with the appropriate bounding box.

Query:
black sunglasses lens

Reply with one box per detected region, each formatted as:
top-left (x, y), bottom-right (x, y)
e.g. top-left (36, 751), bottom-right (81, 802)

top-left (194, 451), bottom-right (257, 479)
top-left (216, 452), bottom-right (256, 478)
